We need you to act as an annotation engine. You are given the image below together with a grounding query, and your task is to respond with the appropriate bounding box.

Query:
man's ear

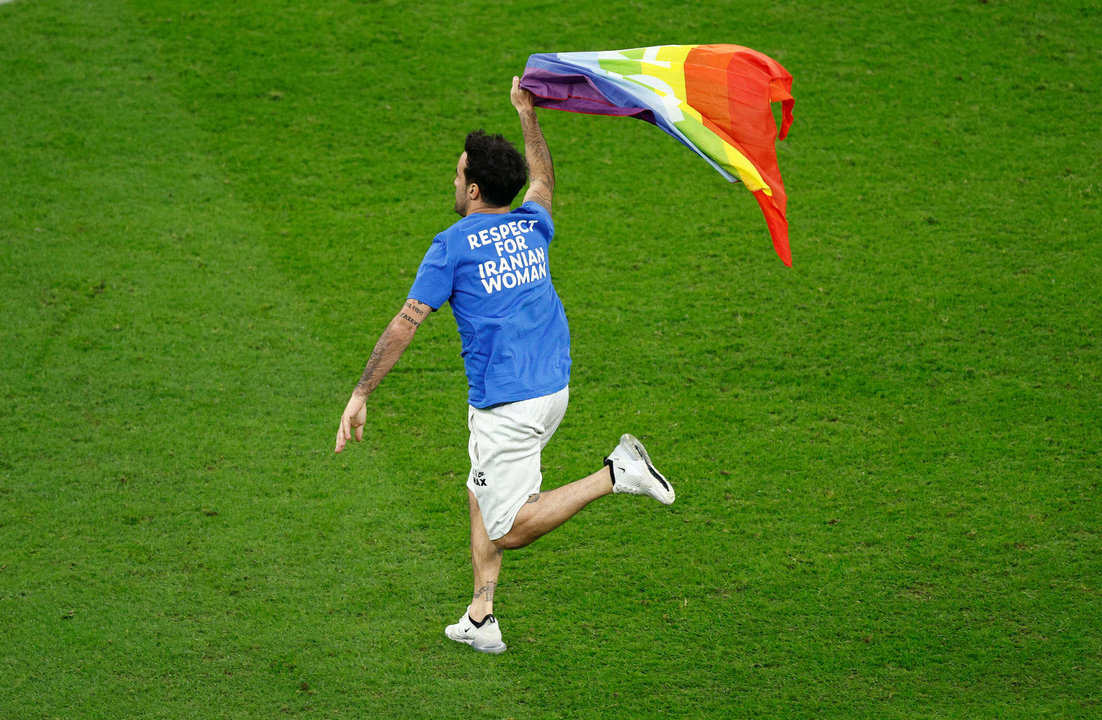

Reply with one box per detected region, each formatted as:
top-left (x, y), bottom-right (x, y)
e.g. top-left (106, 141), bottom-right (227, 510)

top-left (467, 183), bottom-right (481, 200)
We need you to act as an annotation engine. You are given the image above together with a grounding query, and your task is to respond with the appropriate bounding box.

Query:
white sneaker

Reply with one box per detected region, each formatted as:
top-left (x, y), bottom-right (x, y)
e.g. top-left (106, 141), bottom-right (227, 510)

top-left (444, 606), bottom-right (507, 654)
top-left (605, 434), bottom-right (675, 505)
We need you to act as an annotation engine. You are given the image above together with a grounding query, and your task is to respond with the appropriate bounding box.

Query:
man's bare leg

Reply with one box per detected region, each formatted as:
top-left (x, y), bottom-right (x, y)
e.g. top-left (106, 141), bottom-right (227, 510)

top-left (467, 465), bottom-right (611, 617)
top-left (453, 439), bottom-right (670, 652)
top-left (494, 465), bottom-right (614, 550)
top-left (468, 490), bottom-right (503, 621)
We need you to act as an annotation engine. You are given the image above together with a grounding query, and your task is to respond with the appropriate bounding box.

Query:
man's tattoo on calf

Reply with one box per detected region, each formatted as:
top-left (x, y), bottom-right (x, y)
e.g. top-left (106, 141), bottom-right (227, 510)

top-left (474, 581), bottom-right (496, 600)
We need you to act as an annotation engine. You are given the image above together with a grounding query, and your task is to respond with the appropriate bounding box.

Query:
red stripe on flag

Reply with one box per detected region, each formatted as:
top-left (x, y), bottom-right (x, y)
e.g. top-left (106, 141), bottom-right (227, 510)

top-left (753, 190), bottom-right (792, 267)
top-left (684, 44), bottom-right (793, 265)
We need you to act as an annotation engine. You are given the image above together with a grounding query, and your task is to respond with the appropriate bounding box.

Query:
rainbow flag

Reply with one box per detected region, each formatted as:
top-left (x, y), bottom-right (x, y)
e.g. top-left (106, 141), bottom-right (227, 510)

top-left (520, 45), bottom-right (795, 266)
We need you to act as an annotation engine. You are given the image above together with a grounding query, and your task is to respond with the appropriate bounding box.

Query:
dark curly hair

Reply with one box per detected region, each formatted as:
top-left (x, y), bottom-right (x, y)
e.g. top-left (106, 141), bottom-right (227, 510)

top-left (463, 129), bottom-right (528, 207)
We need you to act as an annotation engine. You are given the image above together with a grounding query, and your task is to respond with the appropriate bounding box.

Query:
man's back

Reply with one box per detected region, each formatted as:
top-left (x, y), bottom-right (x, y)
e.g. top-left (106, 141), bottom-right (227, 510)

top-left (408, 200), bottom-right (571, 408)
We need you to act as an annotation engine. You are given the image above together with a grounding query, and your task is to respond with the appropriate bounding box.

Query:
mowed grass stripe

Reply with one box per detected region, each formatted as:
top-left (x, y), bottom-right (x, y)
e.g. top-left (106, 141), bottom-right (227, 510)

top-left (0, 3), bottom-right (453, 717)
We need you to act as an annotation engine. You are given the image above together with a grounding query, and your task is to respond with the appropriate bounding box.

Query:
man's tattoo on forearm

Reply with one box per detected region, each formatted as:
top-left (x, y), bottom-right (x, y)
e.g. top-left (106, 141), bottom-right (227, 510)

top-left (474, 581), bottom-right (496, 601)
top-left (352, 305), bottom-right (423, 396)
top-left (356, 336), bottom-right (389, 390)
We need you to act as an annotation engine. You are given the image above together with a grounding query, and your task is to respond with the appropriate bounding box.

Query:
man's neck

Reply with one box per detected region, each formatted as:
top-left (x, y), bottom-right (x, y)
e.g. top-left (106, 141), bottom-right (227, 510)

top-left (465, 202), bottom-right (510, 216)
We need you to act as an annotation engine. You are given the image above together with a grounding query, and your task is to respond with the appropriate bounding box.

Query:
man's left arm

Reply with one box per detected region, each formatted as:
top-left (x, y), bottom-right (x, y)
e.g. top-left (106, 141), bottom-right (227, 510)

top-left (334, 298), bottom-right (432, 453)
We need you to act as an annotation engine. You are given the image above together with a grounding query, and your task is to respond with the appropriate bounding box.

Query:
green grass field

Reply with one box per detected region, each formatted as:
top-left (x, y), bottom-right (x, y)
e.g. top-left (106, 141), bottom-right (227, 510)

top-left (1, 0), bottom-right (1098, 717)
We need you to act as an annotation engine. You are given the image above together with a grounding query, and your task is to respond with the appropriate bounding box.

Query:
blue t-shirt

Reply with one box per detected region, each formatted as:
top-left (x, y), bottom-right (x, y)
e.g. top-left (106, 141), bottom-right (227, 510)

top-left (408, 201), bottom-right (571, 408)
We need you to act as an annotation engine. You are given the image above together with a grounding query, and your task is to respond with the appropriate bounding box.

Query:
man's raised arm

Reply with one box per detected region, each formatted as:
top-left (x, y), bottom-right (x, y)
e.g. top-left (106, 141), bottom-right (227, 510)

top-left (511, 76), bottom-right (554, 214)
top-left (334, 298), bottom-right (431, 453)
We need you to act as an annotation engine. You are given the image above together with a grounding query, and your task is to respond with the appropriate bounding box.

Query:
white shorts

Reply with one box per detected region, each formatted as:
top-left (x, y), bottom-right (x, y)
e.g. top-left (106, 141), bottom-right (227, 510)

top-left (467, 386), bottom-right (569, 541)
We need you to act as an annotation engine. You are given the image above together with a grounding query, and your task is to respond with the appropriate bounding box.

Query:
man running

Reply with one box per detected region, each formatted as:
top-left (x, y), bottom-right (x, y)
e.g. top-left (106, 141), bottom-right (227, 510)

top-left (335, 77), bottom-right (674, 654)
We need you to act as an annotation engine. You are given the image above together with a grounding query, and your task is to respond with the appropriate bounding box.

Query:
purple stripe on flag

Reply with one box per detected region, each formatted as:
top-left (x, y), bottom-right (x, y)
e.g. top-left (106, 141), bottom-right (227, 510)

top-left (519, 67), bottom-right (657, 125)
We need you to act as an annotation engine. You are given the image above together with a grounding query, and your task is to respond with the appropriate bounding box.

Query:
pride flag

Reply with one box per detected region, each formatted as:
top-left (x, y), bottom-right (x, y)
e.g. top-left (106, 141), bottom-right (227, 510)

top-left (520, 45), bottom-right (795, 266)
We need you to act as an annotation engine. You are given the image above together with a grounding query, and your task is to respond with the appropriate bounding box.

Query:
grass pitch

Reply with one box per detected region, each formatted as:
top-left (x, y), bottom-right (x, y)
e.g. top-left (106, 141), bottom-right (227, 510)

top-left (1, 0), bottom-right (1098, 718)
